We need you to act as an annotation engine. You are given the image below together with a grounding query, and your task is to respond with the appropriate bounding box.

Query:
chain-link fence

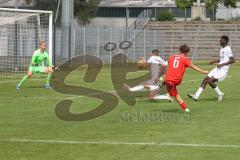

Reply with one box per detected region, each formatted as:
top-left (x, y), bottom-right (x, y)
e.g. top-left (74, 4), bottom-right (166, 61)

top-left (54, 26), bottom-right (165, 66)
top-left (1, 24), bottom-right (240, 77)
top-left (54, 26), bottom-right (240, 66)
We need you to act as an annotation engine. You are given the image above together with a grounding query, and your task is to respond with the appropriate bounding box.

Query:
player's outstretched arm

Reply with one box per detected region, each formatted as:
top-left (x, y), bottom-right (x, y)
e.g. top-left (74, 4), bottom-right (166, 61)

top-left (189, 63), bottom-right (208, 74)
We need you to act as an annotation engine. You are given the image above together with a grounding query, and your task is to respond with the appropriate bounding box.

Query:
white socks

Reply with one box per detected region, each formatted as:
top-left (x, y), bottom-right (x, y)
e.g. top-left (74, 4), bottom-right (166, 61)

top-left (214, 86), bottom-right (223, 96)
top-left (129, 85), bottom-right (144, 92)
top-left (195, 86), bottom-right (223, 98)
top-left (154, 95), bottom-right (171, 100)
top-left (195, 87), bottom-right (204, 98)
top-left (149, 85), bottom-right (159, 91)
top-left (130, 85), bottom-right (159, 92)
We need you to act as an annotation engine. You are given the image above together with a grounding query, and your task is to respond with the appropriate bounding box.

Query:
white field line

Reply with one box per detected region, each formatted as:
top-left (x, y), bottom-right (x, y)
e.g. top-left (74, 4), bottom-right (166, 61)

top-left (0, 76), bottom-right (232, 100)
top-left (0, 138), bottom-right (239, 149)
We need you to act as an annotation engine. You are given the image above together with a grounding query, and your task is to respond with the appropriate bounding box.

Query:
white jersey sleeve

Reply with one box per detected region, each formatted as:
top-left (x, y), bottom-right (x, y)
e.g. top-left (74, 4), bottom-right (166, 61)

top-left (147, 56), bottom-right (154, 64)
top-left (147, 56), bottom-right (168, 66)
top-left (158, 57), bottom-right (168, 66)
top-left (226, 46), bottom-right (233, 57)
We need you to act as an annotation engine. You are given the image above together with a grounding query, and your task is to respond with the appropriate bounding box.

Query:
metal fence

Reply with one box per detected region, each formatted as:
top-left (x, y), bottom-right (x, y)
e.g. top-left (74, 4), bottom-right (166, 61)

top-left (54, 26), bottom-right (164, 66)
top-left (1, 25), bottom-right (240, 77)
top-left (54, 26), bottom-right (240, 66)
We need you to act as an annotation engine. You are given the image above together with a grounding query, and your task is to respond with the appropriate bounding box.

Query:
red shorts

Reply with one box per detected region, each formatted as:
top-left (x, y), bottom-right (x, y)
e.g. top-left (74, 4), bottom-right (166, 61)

top-left (164, 80), bottom-right (180, 97)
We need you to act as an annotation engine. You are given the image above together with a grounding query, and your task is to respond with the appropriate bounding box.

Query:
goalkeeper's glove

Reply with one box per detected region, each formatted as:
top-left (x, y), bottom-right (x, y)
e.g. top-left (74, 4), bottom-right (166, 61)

top-left (51, 66), bottom-right (60, 70)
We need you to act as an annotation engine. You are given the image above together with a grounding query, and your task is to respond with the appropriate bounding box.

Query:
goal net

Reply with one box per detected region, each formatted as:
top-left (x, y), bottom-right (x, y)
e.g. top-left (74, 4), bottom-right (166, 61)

top-left (0, 8), bottom-right (52, 77)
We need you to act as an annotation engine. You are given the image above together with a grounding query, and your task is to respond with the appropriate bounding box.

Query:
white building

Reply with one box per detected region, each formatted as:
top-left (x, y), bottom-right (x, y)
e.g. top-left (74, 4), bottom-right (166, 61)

top-left (216, 2), bottom-right (240, 20)
top-left (91, 0), bottom-right (193, 28)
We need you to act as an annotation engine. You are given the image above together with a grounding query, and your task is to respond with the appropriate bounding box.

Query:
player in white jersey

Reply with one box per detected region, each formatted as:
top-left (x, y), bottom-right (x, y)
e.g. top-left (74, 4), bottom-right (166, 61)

top-left (188, 35), bottom-right (235, 102)
top-left (124, 49), bottom-right (172, 101)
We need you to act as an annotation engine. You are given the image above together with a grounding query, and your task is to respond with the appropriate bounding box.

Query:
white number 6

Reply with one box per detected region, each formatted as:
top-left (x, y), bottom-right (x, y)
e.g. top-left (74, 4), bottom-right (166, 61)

top-left (173, 57), bottom-right (180, 68)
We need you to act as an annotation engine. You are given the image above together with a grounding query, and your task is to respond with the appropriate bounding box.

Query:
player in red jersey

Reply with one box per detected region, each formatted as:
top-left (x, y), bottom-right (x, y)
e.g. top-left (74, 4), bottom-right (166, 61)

top-left (156, 44), bottom-right (208, 113)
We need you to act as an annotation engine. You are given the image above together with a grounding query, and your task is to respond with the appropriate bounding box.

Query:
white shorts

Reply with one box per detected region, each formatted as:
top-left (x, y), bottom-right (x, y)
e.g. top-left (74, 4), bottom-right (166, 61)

top-left (208, 67), bottom-right (229, 81)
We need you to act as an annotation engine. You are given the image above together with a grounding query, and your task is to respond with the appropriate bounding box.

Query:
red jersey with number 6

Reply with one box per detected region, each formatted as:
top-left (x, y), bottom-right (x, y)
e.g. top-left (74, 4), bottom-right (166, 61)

top-left (165, 54), bottom-right (192, 84)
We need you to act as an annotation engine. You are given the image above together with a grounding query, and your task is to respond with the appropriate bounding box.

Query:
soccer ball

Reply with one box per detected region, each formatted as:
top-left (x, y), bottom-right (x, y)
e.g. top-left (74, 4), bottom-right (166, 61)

top-left (137, 57), bottom-right (147, 69)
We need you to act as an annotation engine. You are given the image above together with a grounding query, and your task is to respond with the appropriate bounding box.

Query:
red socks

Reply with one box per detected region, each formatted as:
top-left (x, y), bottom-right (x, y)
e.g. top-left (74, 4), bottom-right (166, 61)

top-left (180, 102), bottom-right (187, 110)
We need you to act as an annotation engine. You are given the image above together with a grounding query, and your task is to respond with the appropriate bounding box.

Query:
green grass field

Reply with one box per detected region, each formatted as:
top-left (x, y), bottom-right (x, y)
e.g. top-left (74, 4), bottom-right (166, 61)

top-left (0, 63), bottom-right (240, 160)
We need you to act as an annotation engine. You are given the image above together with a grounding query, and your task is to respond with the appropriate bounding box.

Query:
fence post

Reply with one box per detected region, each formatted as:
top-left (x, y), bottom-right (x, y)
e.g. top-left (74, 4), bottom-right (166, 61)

top-left (194, 31), bottom-right (199, 61)
top-left (97, 26), bottom-right (100, 59)
top-left (72, 26), bottom-right (76, 59)
top-left (53, 26), bottom-right (56, 66)
top-left (83, 26), bottom-right (86, 64)
top-left (170, 32), bottom-right (174, 55)
top-left (68, 25), bottom-right (71, 62)
top-left (235, 24), bottom-right (237, 43)
top-left (134, 29), bottom-right (136, 61)
top-left (121, 28), bottom-right (124, 64)
top-left (110, 27), bottom-right (112, 64)
top-left (229, 31), bottom-right (232, 47)
top-left (162, 31), bottom-right (165, 59)
top-left (154, 30), bottom-right (156, 49)
top-left (144, 28), bottom-right (146, 58)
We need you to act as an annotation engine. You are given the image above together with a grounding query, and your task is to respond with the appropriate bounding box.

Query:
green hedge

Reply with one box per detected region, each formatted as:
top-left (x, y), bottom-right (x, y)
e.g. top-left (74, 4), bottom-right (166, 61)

top-left (156, 10), bottom-right (175, 21)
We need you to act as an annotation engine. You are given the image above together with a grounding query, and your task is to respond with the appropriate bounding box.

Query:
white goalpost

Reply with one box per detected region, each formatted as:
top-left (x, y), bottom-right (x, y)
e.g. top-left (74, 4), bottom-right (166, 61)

top-left (0, 8), bottom-right (53, 77)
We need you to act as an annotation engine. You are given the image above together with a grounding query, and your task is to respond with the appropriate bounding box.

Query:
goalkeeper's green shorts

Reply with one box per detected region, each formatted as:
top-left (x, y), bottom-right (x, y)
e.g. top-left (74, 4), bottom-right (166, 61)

top-left (29, 66), bottom-right (46, 73)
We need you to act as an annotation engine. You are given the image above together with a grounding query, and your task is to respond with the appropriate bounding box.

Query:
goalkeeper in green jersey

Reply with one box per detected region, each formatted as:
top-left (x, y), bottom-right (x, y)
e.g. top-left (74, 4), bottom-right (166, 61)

top-left (16, 41), bottom-right (54, 90)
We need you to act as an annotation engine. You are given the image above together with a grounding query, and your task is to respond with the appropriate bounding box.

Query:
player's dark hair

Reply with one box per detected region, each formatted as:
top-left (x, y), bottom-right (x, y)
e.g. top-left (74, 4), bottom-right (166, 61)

top-left (221, 35), bottom-right (229, 44)
top-left (152, 49), bottom-right (159, 56)
top-left (179, 44), bottom-right (190, 54)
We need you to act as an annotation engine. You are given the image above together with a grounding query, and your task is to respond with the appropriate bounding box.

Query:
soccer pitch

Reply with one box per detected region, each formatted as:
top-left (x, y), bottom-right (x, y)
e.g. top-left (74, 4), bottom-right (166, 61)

top-left (0, 63), bottom-right (240, 160)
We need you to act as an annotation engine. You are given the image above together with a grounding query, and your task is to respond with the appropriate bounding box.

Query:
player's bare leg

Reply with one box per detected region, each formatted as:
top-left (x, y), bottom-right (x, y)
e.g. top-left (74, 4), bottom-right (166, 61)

top-left (16, 71), bottom-right (33, 90)
top-left (44, 67), bottom-right (54, 89)
top-left (208, 78), bottom-right (224, 101)
top-left (175, 94), bottom-right (190, 113)
top-left (188, 76), bottom-right (209, 101)
top-left (188, 76), bottom-right (224, 101)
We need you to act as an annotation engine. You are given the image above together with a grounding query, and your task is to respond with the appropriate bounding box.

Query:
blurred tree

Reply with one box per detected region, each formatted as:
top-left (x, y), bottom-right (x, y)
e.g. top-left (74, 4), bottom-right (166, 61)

top-left (74, 0), bottom-right (100, 26)
top-left (175, 0), bottom-right (194, 21)
top-left (22, 0), bottom-right (100, 25)
top-left (22, 0), bottom-right (59, 24)
top-left (22, 0), bottom-right (58, 13)
top-left (205, 0), bottom-right (239, 20)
